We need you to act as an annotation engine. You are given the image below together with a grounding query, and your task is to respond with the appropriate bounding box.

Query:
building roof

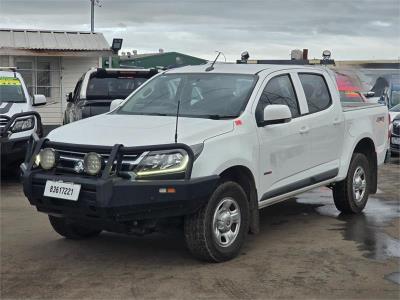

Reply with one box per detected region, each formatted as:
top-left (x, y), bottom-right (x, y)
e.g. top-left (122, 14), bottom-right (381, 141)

top-left (0, 29), bottom-right (110, 51)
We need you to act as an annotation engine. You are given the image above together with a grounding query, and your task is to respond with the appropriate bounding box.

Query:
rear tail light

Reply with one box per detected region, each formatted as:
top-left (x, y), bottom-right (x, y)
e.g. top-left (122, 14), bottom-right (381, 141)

top-left (388, 113), bottom-right (391, 139)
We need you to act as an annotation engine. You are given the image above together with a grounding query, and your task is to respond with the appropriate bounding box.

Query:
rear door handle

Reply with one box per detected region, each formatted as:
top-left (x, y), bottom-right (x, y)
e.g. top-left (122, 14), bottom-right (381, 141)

top-left (333, 118), bottom-right (341, 125)
top-left (299, 126), bottom-right (309, 134)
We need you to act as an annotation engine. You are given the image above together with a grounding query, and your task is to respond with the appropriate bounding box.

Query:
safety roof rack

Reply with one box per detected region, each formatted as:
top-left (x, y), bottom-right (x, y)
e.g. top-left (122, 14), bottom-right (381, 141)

top-left (236, 59), bottom-right (335, 66)
top-left (236, 50), bottom-right (335, 66)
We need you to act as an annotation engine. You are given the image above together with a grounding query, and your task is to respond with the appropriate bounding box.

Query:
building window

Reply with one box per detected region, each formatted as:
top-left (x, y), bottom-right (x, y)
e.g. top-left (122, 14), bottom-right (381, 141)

top-left (37, 61), bottom-right (51, 97)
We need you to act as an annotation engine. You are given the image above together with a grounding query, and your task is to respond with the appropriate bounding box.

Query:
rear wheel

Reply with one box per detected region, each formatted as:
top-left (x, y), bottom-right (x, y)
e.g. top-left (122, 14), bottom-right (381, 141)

top-left (48, 216), bottom-right (102, 239)
top-left (184, 181), bottom-right (249, 262)
top-left (333, 153), bottom-right (370, 214)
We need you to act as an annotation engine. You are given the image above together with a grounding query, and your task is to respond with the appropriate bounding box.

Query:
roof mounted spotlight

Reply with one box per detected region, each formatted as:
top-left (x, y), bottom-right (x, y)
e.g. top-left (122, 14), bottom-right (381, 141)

top-left (241, 51), bottom-right (250, 62)
top-left (322, 50), bottom-right (331, 60)
top-left (320, 49), bottom-right (335, 66)
top-left (111, 38), bottom-right (123, 54)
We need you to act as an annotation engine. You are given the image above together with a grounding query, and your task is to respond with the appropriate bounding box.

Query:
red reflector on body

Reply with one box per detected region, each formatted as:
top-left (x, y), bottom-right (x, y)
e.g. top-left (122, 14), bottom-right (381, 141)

top-left (235, 119), bottom-right (243, 126)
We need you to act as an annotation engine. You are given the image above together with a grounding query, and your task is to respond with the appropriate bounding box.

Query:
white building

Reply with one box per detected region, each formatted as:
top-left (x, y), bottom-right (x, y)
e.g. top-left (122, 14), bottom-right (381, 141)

top-left (0, 29), bottom-right (112, 126)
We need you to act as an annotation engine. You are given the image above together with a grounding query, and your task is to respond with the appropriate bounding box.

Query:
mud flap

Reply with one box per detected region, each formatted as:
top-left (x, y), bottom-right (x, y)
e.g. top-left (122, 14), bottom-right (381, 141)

top-left (249, 187), bottom-right (260, 234)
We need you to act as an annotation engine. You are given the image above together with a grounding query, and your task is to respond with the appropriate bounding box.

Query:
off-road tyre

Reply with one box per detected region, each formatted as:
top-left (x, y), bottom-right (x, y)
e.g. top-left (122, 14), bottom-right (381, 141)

top-left (184, 181), bottom-right (249, 262)
top-left (333, 153), bottom-right (370, 214)
top-left (49, 216), bottom-right (102, 239)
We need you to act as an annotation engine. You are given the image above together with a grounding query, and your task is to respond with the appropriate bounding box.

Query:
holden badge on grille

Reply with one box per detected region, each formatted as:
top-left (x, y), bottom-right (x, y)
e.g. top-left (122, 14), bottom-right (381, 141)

top-left (74, 160), bottom-right (85, 174)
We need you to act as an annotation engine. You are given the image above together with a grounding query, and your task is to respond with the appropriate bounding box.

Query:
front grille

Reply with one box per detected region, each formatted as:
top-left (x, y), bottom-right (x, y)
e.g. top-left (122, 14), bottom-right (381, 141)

top-left (0, 116), bottom-right (10, 127)
top-left (53, 148), bottom-right (146, 175)
top-left (393, 123), bottom-right (400, 136)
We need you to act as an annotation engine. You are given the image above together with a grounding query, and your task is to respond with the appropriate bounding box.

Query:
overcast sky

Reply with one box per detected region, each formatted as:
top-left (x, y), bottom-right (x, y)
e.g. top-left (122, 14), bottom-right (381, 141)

top-left (0, 0), bottom-right (399, 61)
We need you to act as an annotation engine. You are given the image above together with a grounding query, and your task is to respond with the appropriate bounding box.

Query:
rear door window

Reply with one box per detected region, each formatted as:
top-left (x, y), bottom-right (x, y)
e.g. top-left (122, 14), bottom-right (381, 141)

top-left (299, 73), bottom-right (332, 114)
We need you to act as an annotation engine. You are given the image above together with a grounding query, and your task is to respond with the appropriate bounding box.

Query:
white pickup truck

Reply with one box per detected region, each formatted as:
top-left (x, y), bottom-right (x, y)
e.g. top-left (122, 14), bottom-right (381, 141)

top-left (21, 63), bottom-right (389, 262)
top-left (0, 69), bottom-right (46, 170)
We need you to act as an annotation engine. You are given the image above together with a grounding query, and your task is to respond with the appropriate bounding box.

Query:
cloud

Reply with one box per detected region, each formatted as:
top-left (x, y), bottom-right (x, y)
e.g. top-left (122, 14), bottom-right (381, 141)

top-left (0, 0), bottom-right (399, 60)
top-left (370, 20), bottom-right (391, 27)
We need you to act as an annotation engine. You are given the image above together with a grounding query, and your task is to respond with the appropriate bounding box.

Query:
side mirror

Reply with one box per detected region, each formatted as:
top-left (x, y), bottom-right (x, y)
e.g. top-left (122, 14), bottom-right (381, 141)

top-left (32, 94), bottom-right (46, 106)
top-left (261, 105), bottom-right (292, 126)
top-left (364, 91), bottom-right (375, 98)
top-left (110, 99), bottom-right (124, 112)
top-left (66, 92), bottom-right (73, 102)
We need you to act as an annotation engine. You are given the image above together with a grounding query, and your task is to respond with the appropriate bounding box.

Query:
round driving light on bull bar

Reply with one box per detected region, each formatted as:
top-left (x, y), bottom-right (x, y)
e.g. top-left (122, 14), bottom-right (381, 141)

top-left (83, 152), bottom-right (103, 175)
top-left (39, 148), bottom-right (57, 170)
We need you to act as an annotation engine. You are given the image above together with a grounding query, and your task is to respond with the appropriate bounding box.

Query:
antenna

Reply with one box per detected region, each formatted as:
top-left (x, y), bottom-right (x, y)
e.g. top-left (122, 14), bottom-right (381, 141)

top-left (174, 97), bottom-right (181, 143)
top-left (205, 51), bottom-right (223, 72)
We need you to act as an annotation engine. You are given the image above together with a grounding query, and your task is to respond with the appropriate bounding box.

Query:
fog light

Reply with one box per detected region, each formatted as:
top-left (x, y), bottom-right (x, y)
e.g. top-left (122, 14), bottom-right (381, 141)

top-left (39, 148), bottom-right (57, 170)
top-left (84, 152), bottom-right (103, 175)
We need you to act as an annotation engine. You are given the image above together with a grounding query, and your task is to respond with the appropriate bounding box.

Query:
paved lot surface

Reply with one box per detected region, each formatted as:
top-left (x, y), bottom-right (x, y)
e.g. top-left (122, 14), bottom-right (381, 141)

top-left (1, 159), bottom-right (399, 299)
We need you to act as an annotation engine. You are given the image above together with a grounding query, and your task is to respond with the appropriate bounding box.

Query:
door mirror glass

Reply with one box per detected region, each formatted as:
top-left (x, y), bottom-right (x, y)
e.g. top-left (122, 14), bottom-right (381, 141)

top-left (262, 105), bottom-right (292, 126)
top-left (32, 94), bottom-right (46, 106)
top-left (364, 91), bottom-right (375, 98)
top-left (110, 99), bottom-right (124, 112)
top-left (66, 92), bottom-right (73, 102)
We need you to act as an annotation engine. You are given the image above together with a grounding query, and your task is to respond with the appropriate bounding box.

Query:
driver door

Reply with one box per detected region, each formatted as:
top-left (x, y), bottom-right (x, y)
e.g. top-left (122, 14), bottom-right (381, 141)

top-left (255, 71), bottom-right (312, 201)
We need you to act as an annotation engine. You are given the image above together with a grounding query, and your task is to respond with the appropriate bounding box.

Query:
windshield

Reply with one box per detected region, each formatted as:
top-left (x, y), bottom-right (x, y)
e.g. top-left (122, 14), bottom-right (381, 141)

top-left (390, 89), bottom-right (400, 108)
top-left (0, 77), bottom-right (26, 104)
top-left (390, 103), bottom-right (400, 112)
top-left (86, 76), bottom-right (148, 100)
top-left (116, 73), bottom-right (257, 119)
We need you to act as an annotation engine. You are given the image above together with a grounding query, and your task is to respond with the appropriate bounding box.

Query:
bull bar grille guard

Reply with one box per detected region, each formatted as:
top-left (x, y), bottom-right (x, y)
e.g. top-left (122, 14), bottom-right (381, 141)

top-left (22, 134), bottom-right (195, 180)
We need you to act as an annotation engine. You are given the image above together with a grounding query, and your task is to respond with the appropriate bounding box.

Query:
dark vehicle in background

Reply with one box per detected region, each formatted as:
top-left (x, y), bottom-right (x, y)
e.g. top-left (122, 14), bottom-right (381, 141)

top-left (63, 68), bottom-right (158, 124)
top-left (379, 81), bottom-right (400, 110)
top-left (390, 115), bottom-right (400, 156)
top-left (368, 74), bottom-right (400, 108)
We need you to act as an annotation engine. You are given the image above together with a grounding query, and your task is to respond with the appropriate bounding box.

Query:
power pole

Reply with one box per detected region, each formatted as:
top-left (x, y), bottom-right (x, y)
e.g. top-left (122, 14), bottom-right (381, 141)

top-left (90, 0), bottom-right (94, 32)
top-left (90, 0), bottom-right (102, 33)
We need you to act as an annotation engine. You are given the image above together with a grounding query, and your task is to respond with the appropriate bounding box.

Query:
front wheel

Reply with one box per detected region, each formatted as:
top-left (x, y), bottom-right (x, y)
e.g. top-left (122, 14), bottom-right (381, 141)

top-left (49, 216), bottom-right (102, 239)
top-left (333, 153), bottom-right (370, 214)
top-left (184, 181), bottom-right (249, 262)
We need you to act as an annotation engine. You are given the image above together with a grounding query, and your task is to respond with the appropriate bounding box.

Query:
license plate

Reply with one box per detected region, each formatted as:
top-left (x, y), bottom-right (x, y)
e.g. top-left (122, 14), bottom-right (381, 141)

top-left (392, 137), bottom-right (400, 145)
top-left (44, 180), bottom-right (81, 201)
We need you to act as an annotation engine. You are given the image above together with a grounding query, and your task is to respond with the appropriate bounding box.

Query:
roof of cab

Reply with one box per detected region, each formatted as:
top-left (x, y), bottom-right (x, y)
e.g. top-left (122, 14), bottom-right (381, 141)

top-left (164, 62), bottom-right (324, 75)
top-left (0, 70), bottom-right (21, 78)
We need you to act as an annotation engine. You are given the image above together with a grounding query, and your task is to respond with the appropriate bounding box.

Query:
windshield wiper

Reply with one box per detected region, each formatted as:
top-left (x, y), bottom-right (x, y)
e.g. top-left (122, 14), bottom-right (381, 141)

top-left (204, 114), bottom-right (238, 120)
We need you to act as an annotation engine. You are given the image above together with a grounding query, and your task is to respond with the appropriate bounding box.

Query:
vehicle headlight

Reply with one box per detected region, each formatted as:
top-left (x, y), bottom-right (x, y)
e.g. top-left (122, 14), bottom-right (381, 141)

top-left (84, 152), bottom-right (103, 176)
top-left (11, 117), bottom-right (35, 133)
top-left (135, 149), bottom-right (189, 178)
top-left (38, 148), bottom-right (57, 170)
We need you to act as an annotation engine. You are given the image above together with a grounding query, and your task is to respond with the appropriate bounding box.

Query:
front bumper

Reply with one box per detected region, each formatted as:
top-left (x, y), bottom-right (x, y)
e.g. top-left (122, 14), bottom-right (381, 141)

top-left (1, 136), bottom-right (30, 158)
top-left (22, 171), bottom-right (219, 224)
top-left (390, 134), bottom-right (400, 154)
top-left (21, 137), bottom-right (219, 231)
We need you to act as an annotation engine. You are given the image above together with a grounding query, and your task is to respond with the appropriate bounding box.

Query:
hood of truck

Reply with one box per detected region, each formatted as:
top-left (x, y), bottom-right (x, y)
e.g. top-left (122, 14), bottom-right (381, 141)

top-left (0, 102), bottom-right (29, 116)
top-left (47, 114), bottom-right (234, 146)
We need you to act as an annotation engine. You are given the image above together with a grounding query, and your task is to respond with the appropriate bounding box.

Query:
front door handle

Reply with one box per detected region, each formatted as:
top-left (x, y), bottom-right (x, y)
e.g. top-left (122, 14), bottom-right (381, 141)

top-left (333, 118), bottom-right (341, 125)
top-left (299, 126), bottom-right (309, 134)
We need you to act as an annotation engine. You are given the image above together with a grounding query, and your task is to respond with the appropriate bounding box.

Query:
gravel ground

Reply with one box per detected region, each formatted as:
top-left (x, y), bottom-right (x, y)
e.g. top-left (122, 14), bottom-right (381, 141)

top-left (1, 158), bottom-right (399, 299)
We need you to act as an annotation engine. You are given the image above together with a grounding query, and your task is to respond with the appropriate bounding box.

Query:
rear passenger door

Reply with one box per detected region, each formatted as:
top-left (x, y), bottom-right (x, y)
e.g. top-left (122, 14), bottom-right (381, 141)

top-left (296, 71), bottom-right (344, 173)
